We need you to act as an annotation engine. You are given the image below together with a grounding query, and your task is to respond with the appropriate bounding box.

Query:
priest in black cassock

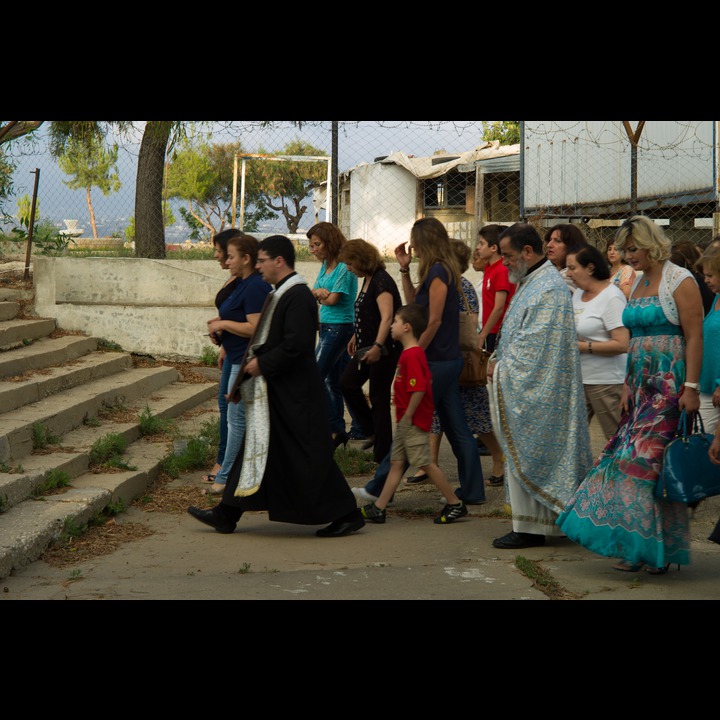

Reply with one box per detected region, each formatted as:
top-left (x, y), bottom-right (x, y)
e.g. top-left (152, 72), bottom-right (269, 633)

top-left (187, 234), bottom-right (365, 538)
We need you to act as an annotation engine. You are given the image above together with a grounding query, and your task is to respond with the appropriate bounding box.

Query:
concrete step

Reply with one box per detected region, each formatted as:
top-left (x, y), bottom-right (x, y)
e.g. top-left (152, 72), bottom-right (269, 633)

top-left (0, 302), bottom-right (20, 321)
top-left (0, 351), bottom-right (133, 414)
top-left (0, 379), bottom-right (218, 511)
top-left (0, 287), bottom-right (34, 303)
top-left (0, 318), bottom-right (56, 350)
top-left (0, 444), bottom-right (170, 579)
top-left (0, 334), bottom-right (98, 380)
top-left (0, 365), bottom-right (180, 463)
top-left (0, 384), bottom-right (219, 579)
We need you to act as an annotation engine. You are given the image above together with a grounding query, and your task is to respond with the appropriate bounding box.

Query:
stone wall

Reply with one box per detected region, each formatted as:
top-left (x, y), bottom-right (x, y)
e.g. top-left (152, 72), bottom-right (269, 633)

top-left (32, 257), bottom-right (482, 360)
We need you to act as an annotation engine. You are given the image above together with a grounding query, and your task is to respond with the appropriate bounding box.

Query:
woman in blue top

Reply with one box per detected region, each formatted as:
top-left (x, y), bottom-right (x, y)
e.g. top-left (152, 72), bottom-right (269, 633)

top-left (203, 229), bottom-right (242, 484)
top-left (308, 222), bottom-right (358, 448)
top-left (205, 233), bottom-right (272, 495)
top-left (696, 246), bottom-right (720, 434)
top-left (394, 217), bottom-right (486, 504)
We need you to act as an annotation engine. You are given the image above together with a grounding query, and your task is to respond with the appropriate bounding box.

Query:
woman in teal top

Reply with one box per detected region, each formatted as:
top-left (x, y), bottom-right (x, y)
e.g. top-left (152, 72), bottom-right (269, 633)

top-left (307, 222), bottom-right (358, 448)
top-left (696, 246), bottom-right (720, 434)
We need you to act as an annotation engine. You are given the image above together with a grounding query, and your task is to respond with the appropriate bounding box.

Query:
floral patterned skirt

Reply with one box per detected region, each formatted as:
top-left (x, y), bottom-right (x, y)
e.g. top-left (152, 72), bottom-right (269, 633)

top-left (557, 330), bottom-right (691, 567)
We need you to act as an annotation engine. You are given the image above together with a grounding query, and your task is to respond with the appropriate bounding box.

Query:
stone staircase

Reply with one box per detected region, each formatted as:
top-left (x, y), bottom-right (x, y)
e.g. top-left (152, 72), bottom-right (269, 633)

top-left (0, 284), bottom-right (219, 579)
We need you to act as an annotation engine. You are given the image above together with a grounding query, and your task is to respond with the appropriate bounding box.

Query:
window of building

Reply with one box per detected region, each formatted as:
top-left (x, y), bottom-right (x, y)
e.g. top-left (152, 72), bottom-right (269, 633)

top-left (422, 171), bottom-right (468, 209)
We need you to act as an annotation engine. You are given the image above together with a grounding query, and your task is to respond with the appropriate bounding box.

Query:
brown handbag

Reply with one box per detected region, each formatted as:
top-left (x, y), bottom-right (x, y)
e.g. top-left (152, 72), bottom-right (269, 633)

top-left (459, 346), bottom-right (489, 387)
top-left (459, 292), bottom-right (478, 351)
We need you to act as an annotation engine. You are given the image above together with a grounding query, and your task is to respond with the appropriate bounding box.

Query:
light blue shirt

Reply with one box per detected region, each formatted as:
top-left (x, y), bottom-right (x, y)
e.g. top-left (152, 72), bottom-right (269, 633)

top-left (314, 261), bottom-right (357, 324)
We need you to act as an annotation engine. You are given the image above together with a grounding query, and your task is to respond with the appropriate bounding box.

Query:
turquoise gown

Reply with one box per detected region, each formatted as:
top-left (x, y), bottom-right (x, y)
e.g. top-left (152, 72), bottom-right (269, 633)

top-left (557, 296), bottom-right (691, 567)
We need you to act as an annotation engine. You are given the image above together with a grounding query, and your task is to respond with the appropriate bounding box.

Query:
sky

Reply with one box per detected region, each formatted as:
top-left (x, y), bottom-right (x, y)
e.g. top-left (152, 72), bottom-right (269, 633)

top-left (3, 121), bottom-right (489, 239)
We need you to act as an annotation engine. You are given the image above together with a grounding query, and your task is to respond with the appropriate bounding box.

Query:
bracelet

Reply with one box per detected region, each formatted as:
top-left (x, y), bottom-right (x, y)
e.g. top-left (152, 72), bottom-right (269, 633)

top-left (588, 341), bottom-right (593, 354)
top-left (683, 381), bottom-right (699, 391)
top-left (373, 342), bottom-right (383, 349)
top-left (399, 267), bottom-right (410, 275)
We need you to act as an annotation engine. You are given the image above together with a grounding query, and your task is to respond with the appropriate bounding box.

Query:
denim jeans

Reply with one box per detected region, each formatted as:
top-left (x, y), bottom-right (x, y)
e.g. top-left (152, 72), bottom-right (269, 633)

top-left (214, 364), bottom-right (246, 486)
top-left (316, 322), bottom-right (354, 434)
top-left (215, 357), bottom-right (232, 466)
top-left (429, 358), bottom-right (485, 503)
top-left (366, 356), bottom-right (485, 503)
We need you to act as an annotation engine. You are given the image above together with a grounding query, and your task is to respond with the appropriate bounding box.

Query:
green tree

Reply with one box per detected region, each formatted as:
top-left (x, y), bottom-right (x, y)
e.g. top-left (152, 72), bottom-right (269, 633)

top-left (482, 121), bottom-right (520, 145)
top-left (0, 120), bottom-right (303, 255)
top-left (125, 202), bottom-right (175, 242)
top-left (0, 149), bottom-right (15, 219)
top-left (250, 139), bottom-right (328, 233)
top-left (46, 120), bottom-right (181, 258)
top-left (57, 137), bottom-right (122, 239)
top-left (166, 139), bottom-right (274, 239)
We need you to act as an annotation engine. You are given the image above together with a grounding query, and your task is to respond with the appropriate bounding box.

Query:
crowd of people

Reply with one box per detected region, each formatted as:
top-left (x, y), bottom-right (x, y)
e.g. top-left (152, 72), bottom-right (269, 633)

top-left (187, 216), bottom-right (720, 569)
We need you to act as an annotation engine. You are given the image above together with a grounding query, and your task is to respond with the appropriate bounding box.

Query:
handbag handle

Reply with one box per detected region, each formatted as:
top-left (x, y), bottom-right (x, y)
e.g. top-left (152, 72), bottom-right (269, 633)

top-left (692, 410), bottom-right (706, 435)
top-left (677, 409), bottom-right (689, 438)
top-left (676, 409), bottom-right (706, 439)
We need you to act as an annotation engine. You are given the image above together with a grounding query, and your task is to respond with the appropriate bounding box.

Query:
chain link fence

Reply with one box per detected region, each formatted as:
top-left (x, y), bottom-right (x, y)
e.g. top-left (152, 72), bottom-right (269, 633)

top-left (522, 121), bottom-right (719, 252)
top-left (1, 120), bottom-right (717, 260)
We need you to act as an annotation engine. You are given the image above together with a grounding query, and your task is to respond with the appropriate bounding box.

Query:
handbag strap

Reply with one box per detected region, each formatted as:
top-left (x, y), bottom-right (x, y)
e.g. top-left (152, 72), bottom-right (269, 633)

top-left (461, 288), bottom-right (471, 313)
top-left (692, 410), bottom-right (706, 435)
top-left (677, 409), bottom-right (706, 438)
top-left (676, 409), bottom-right (689, 439)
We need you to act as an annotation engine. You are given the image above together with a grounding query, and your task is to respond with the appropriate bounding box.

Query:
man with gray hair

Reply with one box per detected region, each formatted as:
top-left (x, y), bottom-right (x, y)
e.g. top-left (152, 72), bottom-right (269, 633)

top-left (487, 223), bottom-right (593, 549)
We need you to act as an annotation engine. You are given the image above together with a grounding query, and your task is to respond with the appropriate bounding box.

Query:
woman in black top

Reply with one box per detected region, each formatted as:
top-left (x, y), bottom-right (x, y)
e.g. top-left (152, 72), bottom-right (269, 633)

top-left (339, 239), bottom-right (401, 462)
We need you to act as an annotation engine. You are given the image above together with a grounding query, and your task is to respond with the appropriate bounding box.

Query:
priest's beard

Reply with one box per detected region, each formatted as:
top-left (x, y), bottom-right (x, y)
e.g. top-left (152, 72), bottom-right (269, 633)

top-left (508, 258), bottom-right (529, 284)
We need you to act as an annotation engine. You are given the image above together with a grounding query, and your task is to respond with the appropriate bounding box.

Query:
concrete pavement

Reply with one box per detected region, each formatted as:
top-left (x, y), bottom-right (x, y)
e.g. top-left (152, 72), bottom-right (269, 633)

top-left (2, 414), bottom-right (719, 600)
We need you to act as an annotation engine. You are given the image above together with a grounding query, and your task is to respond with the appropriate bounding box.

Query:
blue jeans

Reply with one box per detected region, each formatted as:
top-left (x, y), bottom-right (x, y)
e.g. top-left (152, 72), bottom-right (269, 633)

top-left (429, 358), bottom-right (485, 502)
top-left (214, 364), bottom-right (246, 486)
top-left (316, 323), bottom-right (354, 434)
top-left (366, 357), bottom-right (485, 503)
top-left (215, 356), bottom-right (232, 466)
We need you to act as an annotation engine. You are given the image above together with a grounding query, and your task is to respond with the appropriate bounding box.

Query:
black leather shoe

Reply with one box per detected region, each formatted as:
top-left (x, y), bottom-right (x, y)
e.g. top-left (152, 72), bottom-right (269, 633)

top-left (187, 506), bottom-right (236, 534)
top-left (492, 531), bottom-right (545, 549)
top-left (316, 516), bottom-right (365, 537)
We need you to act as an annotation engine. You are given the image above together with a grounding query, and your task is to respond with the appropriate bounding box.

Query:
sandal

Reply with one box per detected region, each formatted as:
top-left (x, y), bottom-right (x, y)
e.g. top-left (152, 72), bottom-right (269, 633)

top-left (486, 475), bottom-right (504, 487)
top-left (612, 560), bottom-right (645, 572)
top-left (405, 473), bottom-right (428, 484)
top-left (645, 564), bottom-right (672, 575)
top-left (201, 474), bottom-right (217, 483)
top-left (201, 483), bottom-right (225, 496)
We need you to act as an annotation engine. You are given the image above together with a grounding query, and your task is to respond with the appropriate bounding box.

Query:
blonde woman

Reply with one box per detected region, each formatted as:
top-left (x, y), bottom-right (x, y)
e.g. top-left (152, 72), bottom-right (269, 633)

top-left (558, 215), bottom-right (704, 575)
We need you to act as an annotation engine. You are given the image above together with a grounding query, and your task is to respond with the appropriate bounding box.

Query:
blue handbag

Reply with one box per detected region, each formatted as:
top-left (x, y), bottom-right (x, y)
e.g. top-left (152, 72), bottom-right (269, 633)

top-left (656, 410), bottom-right (720, 504)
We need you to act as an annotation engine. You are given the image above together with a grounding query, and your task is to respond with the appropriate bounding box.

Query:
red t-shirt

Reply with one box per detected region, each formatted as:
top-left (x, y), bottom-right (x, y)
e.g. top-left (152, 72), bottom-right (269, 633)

top-left (393, 346), bottom-right (434, 432)
top-left (482, 257), bottom-right (516, 334)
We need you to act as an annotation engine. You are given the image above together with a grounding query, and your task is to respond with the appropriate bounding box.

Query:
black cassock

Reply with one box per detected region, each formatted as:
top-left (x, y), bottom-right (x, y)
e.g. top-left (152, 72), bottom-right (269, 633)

top-left (223, 275), bottom-right (357, 525)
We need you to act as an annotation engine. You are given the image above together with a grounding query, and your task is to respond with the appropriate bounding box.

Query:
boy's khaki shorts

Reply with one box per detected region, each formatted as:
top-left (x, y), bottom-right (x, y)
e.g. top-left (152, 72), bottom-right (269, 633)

top-left (391, 422), bottom-right (431, 468)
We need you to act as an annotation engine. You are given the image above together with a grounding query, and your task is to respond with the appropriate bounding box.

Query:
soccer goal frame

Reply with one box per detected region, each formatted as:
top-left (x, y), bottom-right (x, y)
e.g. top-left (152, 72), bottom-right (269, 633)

top-left (231, 153), bottom-right (332, 231)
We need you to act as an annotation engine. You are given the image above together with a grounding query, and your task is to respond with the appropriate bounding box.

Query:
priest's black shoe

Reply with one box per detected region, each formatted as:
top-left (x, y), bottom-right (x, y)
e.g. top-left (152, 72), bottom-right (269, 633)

top-left (492, 531), bottom-right (545, 549)
top-left (187, 506), bottom-right (236, 534)
top-left (316, 515), bottom-right (365, 537)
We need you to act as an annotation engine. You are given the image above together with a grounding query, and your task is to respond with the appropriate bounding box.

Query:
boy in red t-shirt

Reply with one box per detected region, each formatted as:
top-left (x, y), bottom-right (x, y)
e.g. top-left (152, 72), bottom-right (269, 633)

top-left (476, 224), bottom-right (516, 353)
top-left (360, 304), bottom-right (468, 525)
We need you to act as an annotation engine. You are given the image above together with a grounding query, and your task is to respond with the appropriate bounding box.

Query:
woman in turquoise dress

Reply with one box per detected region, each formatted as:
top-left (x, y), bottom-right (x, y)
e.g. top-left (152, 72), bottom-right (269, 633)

top-left (557, 216), bottom-right (703, 575)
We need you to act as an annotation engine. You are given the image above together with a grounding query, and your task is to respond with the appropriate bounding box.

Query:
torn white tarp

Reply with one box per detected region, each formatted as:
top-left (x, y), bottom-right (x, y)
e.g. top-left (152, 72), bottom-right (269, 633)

top-left (378, 141), bottom-right (520, 179)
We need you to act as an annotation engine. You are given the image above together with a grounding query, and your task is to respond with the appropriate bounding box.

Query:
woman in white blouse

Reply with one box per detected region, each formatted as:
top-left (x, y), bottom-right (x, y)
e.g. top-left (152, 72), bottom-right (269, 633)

top-left (566, 244), bottom-right (630, 441)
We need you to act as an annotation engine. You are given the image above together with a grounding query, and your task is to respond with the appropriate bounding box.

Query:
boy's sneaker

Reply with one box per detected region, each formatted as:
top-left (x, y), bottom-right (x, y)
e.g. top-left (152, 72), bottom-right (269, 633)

top-left (434, 502), bottom-right (468, 524)
top-left (361, 502), bottom-right (386, 524)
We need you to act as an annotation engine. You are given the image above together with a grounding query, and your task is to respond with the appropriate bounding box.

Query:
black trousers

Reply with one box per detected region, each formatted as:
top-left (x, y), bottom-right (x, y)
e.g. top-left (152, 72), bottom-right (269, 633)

top-left (340, 349), bottom-right (399, 462)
